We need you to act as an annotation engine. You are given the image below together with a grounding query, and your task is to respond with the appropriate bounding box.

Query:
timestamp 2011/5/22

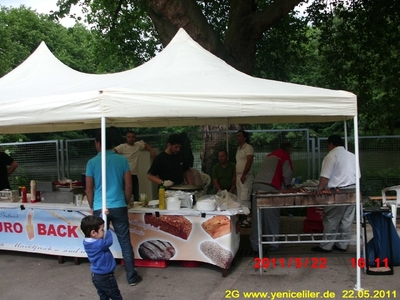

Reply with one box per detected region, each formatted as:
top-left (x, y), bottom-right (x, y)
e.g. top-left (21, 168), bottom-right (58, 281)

top-left (350, 257), bottom-right (389, 268)
top-left (254, 257), bottom-right (326, 269)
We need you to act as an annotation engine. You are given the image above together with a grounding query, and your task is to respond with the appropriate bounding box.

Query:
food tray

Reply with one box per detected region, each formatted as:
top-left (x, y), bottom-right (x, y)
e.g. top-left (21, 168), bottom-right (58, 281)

top-left (255, 192), bottom-right (307, 206)
top-left (168, 184), bottom-right (202, 191)
top-left (255, 189), bottom-right (357, 206)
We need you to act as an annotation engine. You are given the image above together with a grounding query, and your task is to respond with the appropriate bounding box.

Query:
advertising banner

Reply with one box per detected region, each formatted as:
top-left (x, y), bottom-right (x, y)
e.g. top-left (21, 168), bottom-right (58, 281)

top-left (0, 208), bottom-right (122, 258)
top-left (129, 213), bottom-right (240, 269)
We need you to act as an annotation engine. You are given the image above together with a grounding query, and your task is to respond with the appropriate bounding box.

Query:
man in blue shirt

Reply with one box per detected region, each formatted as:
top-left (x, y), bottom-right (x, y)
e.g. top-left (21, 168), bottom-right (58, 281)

top-left (86, 128), bottom-right (142, 286)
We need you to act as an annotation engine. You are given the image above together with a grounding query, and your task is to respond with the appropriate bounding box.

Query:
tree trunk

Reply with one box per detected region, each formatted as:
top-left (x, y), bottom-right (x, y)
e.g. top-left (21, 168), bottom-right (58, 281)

top-left (147, 0), bottom-right (303, 75)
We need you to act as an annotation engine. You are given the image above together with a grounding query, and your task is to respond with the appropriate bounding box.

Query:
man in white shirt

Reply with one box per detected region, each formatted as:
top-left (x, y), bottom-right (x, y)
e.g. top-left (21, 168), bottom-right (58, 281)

top-left (312, 134), bottom-right (360, 253)
top-left (235, 130), bottom-right (254, 227)
top-left (114, 131), bottom-right (156, 202)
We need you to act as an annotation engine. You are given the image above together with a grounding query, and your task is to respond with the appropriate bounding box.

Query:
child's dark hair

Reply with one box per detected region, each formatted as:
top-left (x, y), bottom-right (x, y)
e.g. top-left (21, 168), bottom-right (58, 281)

top-left (80, 215), bottom-right (104, 237)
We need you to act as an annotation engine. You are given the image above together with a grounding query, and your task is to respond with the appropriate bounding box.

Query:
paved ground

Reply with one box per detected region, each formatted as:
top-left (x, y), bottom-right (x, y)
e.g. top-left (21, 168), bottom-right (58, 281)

top-left (1, 219), bottom-right (399, 300)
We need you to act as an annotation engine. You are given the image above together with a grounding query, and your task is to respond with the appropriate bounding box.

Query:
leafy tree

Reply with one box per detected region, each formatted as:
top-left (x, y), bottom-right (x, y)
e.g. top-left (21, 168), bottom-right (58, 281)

top-left (0, 5), bottom-right (100, 77)
top-left (307, 0), bottom-right (400, 134)
top-left (0, 6), bottom-right (99, 141)
top-left (55, 0), bottom-right (305, 75)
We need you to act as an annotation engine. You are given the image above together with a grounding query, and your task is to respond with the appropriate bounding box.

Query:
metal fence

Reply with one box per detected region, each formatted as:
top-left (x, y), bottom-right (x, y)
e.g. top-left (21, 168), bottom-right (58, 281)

top-left (1, 131), bottom-right (399, 197)
top-left (0, 140), bottom-right (60, 188)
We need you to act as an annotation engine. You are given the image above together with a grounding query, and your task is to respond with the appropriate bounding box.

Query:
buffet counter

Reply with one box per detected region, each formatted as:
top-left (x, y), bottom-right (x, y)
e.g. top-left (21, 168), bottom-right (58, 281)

top-left (0, 202), bottom-right (241, 276)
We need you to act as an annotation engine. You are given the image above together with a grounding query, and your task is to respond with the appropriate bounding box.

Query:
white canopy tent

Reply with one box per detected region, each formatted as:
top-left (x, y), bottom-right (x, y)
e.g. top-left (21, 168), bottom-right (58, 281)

top-left (0, 28), bottom-right (362, 289)
top-left (0, 29), bottom-right (357, 133)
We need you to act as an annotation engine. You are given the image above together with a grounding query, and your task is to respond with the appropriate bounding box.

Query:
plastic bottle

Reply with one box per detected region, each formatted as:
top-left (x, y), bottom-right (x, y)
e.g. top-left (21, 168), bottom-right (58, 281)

top-left (30, 180), bottom-right (37, 203)
top-left (20, 186), bottom-right (27, 203)
top-left (158, 184), bottom-right (165, 210)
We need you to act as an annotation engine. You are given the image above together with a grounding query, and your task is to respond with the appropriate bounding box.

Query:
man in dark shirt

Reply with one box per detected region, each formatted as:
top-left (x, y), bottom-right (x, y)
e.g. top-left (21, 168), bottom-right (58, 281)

top-left (147, 134), bottom-right (191, 186)
top-left (0, 152), bottom-right (18, 190)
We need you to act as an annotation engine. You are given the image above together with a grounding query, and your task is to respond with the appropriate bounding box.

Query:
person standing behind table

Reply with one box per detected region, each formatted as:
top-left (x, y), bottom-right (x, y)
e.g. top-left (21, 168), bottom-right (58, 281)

top-left (0, 152), bottom-right (18, 190)
top-left (86, 128), bottom-right (142, 286)
top-left (311, 134), bottom-right (360, 253)
top-left (249, 142), bottom-right (293, 253)
top-left (212, 150), bottom-right (236, 193)
top-left (114, 130), bottom-right (156, 201)
top-left (147, 133), bottom-right (191, 187)
top-left (235, 130), bottom-right (254, 228)
top-left (81, 215), bottom-right (123, 300)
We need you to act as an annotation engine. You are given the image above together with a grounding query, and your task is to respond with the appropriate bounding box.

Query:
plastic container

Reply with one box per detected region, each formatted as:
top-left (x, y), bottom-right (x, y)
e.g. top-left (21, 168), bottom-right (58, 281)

top-left (35, 191), bottom-right (41, 202)
top-left (303, 219), bottom-right (323, 233)
top-left (166, 197), bottom-right (180, 210)
top-left (158, 185), bottom-right (165, 210)
top-left (306, 207), bottom-right (324, 221)
top-left (30, 180), bottom-right (37, 203)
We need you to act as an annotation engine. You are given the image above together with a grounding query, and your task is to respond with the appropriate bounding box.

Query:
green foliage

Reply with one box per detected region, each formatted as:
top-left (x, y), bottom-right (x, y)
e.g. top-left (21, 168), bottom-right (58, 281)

top-left (54, 0), bottom-right (160, 72)
top-left (306, 0), bottom-right (400, 135)
top-left (27, 131), bottom-right (89, 141)
top-left (0, 134), bottom-right (29, 143)
top-left (361, 168), bottom-right (400, 197)
top-left (9, 171), bottom-right (30, 190)
top-left (0, 5), bottom-right (101, 77)
top-left (254, 12), bottom-right (309, 82)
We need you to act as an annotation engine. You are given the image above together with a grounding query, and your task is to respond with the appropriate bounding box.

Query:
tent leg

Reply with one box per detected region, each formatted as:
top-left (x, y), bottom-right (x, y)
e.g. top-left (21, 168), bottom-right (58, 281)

top-left (353, 116), bottom-right (362, 291)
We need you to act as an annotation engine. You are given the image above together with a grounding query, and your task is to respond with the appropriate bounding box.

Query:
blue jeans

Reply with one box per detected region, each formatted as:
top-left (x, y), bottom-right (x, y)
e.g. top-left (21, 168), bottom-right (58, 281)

top-left (91, 272), bottom-right (122, 300)
top-left (131, 175), bottom-right (139, 202)
top-left (94, 207), bottom-right (138, 284)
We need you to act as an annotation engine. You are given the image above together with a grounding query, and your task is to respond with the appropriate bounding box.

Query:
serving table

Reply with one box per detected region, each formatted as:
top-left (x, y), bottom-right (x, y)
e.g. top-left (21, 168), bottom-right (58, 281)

top-left (128, 206), bottom-right (242, 276)
top-left (255, 189), bottom-right (358, 275)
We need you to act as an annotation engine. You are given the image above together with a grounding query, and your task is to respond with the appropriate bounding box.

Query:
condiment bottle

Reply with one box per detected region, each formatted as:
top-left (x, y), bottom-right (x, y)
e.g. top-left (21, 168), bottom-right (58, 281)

top-left (20, 186), bottom-right (27, 203)
top-left (30, 180), bottom-right (36, 203)
top-left (158, 184), bottom-right (165, 210)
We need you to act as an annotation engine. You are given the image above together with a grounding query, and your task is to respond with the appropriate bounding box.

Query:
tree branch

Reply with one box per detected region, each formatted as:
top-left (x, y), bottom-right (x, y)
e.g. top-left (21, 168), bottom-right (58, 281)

top-left (252, 0), bottom-right (304, 36)
top-left (146, 0), bottom-right (233, 63)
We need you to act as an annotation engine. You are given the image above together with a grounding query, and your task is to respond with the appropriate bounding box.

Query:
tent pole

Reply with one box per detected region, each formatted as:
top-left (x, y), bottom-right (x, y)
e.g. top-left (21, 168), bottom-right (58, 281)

top-left (101, 117), bottom-right (107, 230)
top-left (353, 116), bottom-right (362, 290)
top-left (226, 118), bottom-right (229, 154)
top-left (344, 120), bottom-right (348, 149)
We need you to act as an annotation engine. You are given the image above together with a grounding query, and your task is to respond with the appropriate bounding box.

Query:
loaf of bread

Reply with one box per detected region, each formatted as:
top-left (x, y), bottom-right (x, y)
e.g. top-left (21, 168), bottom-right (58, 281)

top-left (200, 241), bottom-right (233, 269)
top-left (144, 214), bottom-right (192, 240)
top-left (138, 240), bottom-right (176, 260)
top-left (201, 215), bottom-right (231, 239)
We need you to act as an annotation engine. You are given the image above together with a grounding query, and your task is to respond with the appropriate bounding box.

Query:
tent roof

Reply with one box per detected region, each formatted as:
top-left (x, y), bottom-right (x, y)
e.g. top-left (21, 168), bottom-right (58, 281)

top-left (0, 29), bottom-right (357, 134)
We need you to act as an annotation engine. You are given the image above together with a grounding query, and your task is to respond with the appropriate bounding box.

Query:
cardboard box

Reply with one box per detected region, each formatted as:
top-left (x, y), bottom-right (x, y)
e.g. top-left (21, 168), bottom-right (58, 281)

top-left (36, 181), bottom-right (55, 192)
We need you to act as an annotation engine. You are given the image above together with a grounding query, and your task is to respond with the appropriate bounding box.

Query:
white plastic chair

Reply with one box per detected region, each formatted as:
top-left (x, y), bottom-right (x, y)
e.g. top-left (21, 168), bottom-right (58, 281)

top-left (381, 185), bottom-right (400, 228)
top-left (200, 172), bottom-right (211, 194)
